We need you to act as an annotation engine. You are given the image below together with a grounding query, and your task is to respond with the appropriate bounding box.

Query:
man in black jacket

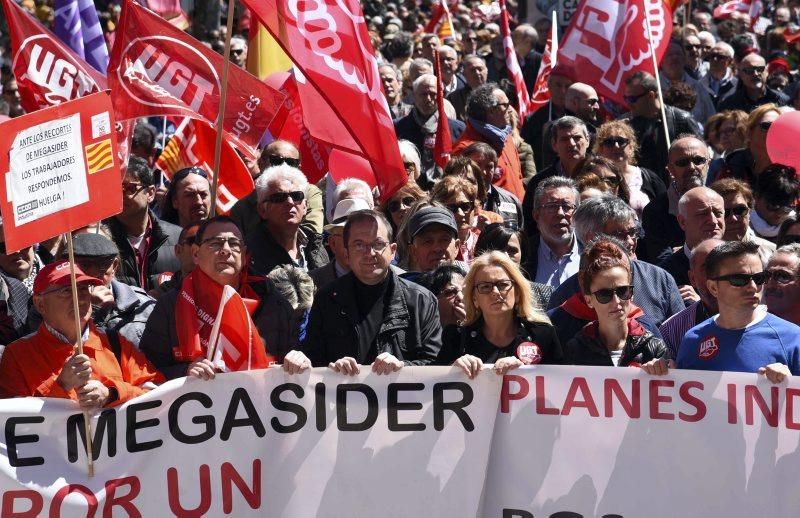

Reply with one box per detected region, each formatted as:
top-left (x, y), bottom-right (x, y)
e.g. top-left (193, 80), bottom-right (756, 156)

top-left (717, 52), bottom-right (789, 113)
top-left (105, 156), bottom-right (181, 291)
top-left (283, 209), bottom-right (442, 375)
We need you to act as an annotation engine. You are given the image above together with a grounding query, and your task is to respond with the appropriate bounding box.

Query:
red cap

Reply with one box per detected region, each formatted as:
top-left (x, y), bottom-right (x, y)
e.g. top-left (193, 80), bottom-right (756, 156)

top-left (768, 58), bottom-right (791, 76)
top-left (33, 260), bottom-right (103, 296)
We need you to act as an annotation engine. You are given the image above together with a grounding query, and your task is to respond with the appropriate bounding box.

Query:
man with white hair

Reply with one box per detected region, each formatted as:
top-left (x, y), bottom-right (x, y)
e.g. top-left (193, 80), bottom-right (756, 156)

top-left (247, 164), bottom-right (329, 275)
top-left (700, 42), bottom-right (737, 107)
top-left (379, 63), bottom-right (412, 120)
top-left (394, 74), bottom-right (465, 187)
top-left (229, 36), bottom-right (247, 69)
top-left (325, 177), bottom-right (375, 223)
top-left (437, 45), bottom-right (464, 96)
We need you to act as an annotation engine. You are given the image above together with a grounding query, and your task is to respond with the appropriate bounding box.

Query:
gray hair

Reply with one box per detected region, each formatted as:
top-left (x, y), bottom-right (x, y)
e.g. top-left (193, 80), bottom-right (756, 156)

top-left (533, 176), bottom-right (580, 211)
top-left (549, 115), bottom-right (589, 142)
top-left (412, 73), bottom-right (437, 94)
top-left (466, 82), bottom-right (502, 122)
top-left (775, 243), bottom-right (800, 261)
top-left (712, 41), bottom-right (734, 58)
top-left (333, 177), bottom-right (374, 208)
top-left (573, 195), bottom-right (637, 245)
top-left (408, 58), bottom-right (433, 79)
top-left (268, 265), bottom-right (315, 311)
top-left (399, 140), bottom-right (421, 172)
top-left (379, 62), bottom-right (403, 82)
top-left (255, 164), bottom-right (309, 203)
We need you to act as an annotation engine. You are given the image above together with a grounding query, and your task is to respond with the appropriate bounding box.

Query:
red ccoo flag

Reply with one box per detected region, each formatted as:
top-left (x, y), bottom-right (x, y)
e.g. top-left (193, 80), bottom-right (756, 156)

top-left (527, 19), bottom-right (556, 114)
top-left (499, 0), bottom-right (530, 121)
top-left (239, 0), bottom-right (406, 201)
top-left (557, 0), bottom-right (673, 108)
top-left (207, 285), bottom-right (274, 372)
top-left (433, 49), bottom-right (452, 169)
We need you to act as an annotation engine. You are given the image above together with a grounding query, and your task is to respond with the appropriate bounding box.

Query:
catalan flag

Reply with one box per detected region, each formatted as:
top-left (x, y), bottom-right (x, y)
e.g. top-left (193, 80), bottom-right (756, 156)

top-left (85, 139), bottom-right (114, 174)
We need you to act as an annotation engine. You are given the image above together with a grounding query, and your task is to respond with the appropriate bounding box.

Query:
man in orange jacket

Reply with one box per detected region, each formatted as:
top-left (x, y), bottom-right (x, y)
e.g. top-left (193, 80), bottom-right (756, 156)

top-left (0, 260), bottom-right (164, 407)
top-left (452, 82), bottom-right (525, 200)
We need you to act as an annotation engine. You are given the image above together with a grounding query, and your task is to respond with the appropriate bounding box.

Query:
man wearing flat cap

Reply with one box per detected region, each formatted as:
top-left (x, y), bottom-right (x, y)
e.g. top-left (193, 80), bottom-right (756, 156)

top-left (0, 260), bottom-right (164, 406)
top-left (283, 209), bottom-right (443, 376)
top-left (406, 206), bottom-right (465, 277)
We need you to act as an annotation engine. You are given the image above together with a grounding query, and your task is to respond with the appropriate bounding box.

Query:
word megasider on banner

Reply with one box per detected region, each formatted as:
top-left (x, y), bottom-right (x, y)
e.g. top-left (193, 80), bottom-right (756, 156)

top-left (1, 367), bottom-right (799, 517)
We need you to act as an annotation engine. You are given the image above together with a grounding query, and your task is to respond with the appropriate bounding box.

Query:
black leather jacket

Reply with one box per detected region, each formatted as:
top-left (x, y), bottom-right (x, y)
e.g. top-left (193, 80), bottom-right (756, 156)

top-left (565, 322), bottom-right (670, 367)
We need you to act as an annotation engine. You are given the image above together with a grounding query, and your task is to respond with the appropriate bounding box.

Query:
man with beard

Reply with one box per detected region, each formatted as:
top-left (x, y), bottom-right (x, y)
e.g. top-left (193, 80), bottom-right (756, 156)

top-left (764, 244), bottom-right (800, 325)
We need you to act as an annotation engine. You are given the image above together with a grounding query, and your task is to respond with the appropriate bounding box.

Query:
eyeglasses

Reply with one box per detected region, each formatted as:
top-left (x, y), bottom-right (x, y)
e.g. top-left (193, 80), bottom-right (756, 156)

top-left (40, 284), bottom-right (95, 298)
top-left (446, 201), bottom-right (474, 214)
top-left (684, 44), bottom-right (702, 52)
top-left (742, 66), bottom-right (766, 76)
top-left (267, 155), bottom-right (301, 168)
top-left (607, 226), bottom-right (642, 240)
top-left (766, 269), bottom-right (797, 285)
top-left (711, 271), bottom-right (771, 286)
top-left (672, 155), bottom-right (709, 167)
top-left (200, 237), bottom-right (243, 253)
top-left (475, 279), bottom-right (515, 294)
top-left (725, 205), bottom-right (749, 218)
top-left (623, 91), bottom-right (649, 105)
top-left (388, 196), bottom-right (416, 212)
top-left (540, 202), bottom-right (576, 214)
top-left (350, 239), bottom-right (390, 254)
top-left (494, 102), bottom-right (510, 111)
top-left (264, 191), bottom-right (305, 204)
top-left (759, 121), bottom-right (773, 132)
top-left (601, 176), bottom-right (621, 188)
top-left (179, 235), bottom-right (197, 246)
top-left (591, 285), bottom-right (634, 304)
top-left (438, 286), bottom-right (462, 299)
top-left (122, 182), bottom-right (147, 196)
top-left (765, 201), bottom-right (793, 213)
top-left (601, 136), bottom-right (630, 148)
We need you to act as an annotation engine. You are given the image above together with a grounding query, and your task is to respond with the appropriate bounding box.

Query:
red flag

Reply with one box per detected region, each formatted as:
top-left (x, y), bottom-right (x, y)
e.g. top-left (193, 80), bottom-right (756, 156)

top-left (239, 0), bottom-right (406, 201)
top-left (423, 0), bottom-right (456, 40)
top-left (265, 72), bottom-right (331, 184)
top-left (107, 0), bottom-right (285, 159)
top-left (499, 0), bottom-right (530, 121)
top-left (713, 0), bottom-right (762, 24)
top-left (1, 0), bottom-right (107, 113)
top-left (156, 118), bottom-right (254, 215)
top-left (433, 50), bottom-right (452, 169)
top-left (527, 23), bottom-right (555, 114)
top-left (558, 0), bottom-right (673, 108)
top-left (207, 285), bottom-right (273, 372)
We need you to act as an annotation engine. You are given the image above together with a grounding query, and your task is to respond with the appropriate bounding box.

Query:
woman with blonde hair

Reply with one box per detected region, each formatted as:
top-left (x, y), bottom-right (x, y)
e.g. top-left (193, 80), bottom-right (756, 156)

top-left (438, 251), bottom-right (562, 377)
top-left (716, 103), bottom-right (785, 183)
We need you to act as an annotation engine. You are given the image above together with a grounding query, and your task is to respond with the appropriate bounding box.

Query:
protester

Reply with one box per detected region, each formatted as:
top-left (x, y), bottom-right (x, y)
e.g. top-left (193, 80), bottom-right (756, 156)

top-left (380, 181), bottom-right (428, 234)
top-left (677, 241), bottom-right (800, 380)
top-left (448, 54), bottom-right (488, 121)
top-left (159, 166), bottom-right (211, 228)
top-left (660, 39), bottom-right (716, 124)
top-left (285, 210), bottom-right (443, 374)
top-left (564, 239), bottom-right (670, 372)
top-left (398, 140), bottom-right (423, 182)
top-left (416, 263), bottom-right (467, 329)
top-left (718, 52), bottom-right (790, 112)
top-left (405, 206), bottom-right (464, 275)
top-left (310, 198), bottom-right (372, 289)
top-left (380, 63), bottom-right (413, 120)
top-left (0, 221), bottom-right (34, 341)
top-left (140, 216), bottom-right (296, 379)
top-left (438, 251), bottom-right (562, 377)
top-left (564, 83), bottom-right (601, 138)
top-left (764, 244), bottom-right (800, 325)
top-left (461, 143), bottom-right (524, 229)
top-left (106, 156), bottom-right (181, 291)
top-left (0, 261), bottom-right (164, 404)
top-left (777, 216), bottom-right (800, 247)
top-left (431, 177), bottom-right (481, 264)
top-left (150, 223), bottom-right (200, 299)
top-left (716, 104), bottom-right (783, 182)
top-left (750, 164), bottom-right (800, 242)
top-left (573, 156), bottom-right (631, 205)
top-left (521, 65), bottom-right (573, 171)
top-left (710, 178), bottom-right (776, 262)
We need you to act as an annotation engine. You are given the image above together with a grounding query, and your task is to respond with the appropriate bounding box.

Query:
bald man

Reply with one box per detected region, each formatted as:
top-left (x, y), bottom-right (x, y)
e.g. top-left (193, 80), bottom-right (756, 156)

top-left (718, 52), bottom-right (789, 112)
top-left (565, 82), bottom-right (600, 129)
top-left (661, 186), bottom-right (725, 295)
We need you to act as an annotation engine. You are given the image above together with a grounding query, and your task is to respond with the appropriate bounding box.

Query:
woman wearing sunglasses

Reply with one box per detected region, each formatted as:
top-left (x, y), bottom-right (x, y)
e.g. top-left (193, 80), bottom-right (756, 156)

top-left (715, 103), bottom-right (783, 184)
top-left (437, 252), bottom-right (562, 377)
top-left (431, 176), bottom-right (484, 264)
top-left (564, 239), bottom-right (670, 373)
top-left (593, 121), bottom-right (665, 216)
top-left (379, 181), bottom-right (426, 234)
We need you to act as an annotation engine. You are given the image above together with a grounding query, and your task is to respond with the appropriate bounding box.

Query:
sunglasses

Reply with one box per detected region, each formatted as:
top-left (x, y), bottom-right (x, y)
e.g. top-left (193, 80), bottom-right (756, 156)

top-left (265, 191), bottom-right (305, 204)
top-left (438, 286), bottom-right (462, 298)
top-left (673, 155), bottom-right (709, 167)
top-left (684, 44), bottom-right (703, 51)
top-left (623, 91), bottom-right (649, 105)
top-left (742, 66), bottom-right (766, 76)
top-left (601, 176), bottom-right (621, 187)
top-left (475, 280), bottom-right (515, 295)
top-left (766, 269), bottom-right (797, 285)
top-left (268, 155), bottom-right (301, 168)
top-left (592, 285), bottom-right (634, 304)
top-left (388, 196), bottom-right (416, 212)
top-left (446, 202), bottom-right (474, 214)
top-left (122, 182), bottom-right (147, 196)
top-left (759, 121), bottom-right (773, 132)
top-left (725, 205), bottom-right (749, 218)
top-left (601, 137), bottom-right (630, 148)
top-left (711, 271), bottom-right (771, 287)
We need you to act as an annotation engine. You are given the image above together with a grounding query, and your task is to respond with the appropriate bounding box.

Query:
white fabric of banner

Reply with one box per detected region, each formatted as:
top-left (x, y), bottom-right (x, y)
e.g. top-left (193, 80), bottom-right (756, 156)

top-left (0, 366), bottom-right (798, 517)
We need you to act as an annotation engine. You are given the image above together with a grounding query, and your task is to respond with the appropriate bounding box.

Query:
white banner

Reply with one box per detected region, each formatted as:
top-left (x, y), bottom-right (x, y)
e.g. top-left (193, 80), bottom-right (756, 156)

top-left (0, 366), bottom-right (799, 517)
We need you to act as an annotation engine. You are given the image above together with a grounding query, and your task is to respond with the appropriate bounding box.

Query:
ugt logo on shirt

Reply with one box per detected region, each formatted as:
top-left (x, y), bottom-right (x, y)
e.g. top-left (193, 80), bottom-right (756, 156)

top-left (516, 342), bottom-right (542, 365)
top-left (698, 335), bottom-right (719, 360)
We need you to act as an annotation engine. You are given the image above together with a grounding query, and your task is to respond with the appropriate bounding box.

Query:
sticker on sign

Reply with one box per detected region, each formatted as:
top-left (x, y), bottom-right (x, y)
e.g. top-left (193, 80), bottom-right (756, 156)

top-left (7, 113), bottom-right (89, 226)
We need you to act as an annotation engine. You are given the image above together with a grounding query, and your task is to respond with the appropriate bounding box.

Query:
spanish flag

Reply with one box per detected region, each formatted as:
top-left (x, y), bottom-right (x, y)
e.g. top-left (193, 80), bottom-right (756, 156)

top-left (246, 22), bottom-right (292, 80)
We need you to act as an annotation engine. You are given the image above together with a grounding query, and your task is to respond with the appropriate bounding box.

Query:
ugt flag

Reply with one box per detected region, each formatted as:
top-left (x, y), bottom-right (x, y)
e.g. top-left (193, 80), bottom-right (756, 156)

top-left (207, 285), bottom-right (273, 372)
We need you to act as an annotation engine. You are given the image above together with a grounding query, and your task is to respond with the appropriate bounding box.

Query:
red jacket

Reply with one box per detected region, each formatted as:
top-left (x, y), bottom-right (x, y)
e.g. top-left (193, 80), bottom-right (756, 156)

top-left (452, 123), bottom-right (525, 200)
top-left (0, 322), bottom-right (164, 404)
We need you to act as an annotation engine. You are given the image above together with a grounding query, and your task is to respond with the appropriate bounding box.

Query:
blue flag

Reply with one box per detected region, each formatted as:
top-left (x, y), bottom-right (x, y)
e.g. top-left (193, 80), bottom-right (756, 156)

top-left (53, 0), bottom-right (109, 73)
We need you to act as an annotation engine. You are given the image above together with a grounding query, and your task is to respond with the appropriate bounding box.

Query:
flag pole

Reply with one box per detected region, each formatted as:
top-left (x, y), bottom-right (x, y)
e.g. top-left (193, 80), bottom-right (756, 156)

top-left (549, 10), bottom-right (558, 122)
top-left (66, 232), bottom-right (95, 477)
top-left (643, 1), bottom-right (672, 154)
top-left (210, 0), bottom-right (237, 217)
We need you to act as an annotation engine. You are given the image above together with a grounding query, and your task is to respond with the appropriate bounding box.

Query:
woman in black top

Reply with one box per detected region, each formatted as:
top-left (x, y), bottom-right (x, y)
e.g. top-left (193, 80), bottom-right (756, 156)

top-left (438, 251), bottom-right (562, 377)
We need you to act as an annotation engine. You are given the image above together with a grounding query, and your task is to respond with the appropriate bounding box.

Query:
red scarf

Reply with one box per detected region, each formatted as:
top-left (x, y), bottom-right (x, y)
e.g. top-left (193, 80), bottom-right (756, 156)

top-left (174, 268), bottom-right (262, 362)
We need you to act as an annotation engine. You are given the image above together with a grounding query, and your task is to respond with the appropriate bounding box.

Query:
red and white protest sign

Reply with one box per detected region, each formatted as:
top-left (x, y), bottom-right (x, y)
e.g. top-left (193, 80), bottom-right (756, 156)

top-left (108, 0), bottom-right (285, 159)
top-left (0, 91), bottom-right (120, 252)
top-left (156, 118), bottom-right (254, 214)
top-left (207, 285), bottom-right (273, 372)
top-left (558, 0), bottom-right (673, 107)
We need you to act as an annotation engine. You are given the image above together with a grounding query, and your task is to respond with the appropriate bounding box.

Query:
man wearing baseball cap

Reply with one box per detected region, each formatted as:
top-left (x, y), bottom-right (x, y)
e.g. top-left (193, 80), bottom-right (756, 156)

top-left (406, 206), bottom-right (464, 278)
top-left (0, 260), bottom-right (164, 407)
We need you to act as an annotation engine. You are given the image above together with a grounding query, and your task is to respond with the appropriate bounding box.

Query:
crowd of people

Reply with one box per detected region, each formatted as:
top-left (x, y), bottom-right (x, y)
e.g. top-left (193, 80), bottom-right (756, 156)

top-left (1, 0), bottom-right (800, 408)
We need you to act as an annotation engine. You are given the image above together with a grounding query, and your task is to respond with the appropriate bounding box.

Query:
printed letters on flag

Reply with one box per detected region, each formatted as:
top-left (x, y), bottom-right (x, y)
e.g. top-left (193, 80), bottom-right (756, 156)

top-left (207, 285), bottom-right (272, 372)
top-left (558, 0), bottom-right (673, 107)
top-left (2, 0), bottom-right (107, 113)
top-left (155, 118), bottom-right (254, 215)
top-left (433, 50), bottom-right (452, 169)
top-left (239, 0), bottom-right (406, 200)
top-left (53, 0), bottom-right (109, 73)
top-left (107, 0), bottom-right (285, 159)
top-left (499, 0), bottom-right (530, 121)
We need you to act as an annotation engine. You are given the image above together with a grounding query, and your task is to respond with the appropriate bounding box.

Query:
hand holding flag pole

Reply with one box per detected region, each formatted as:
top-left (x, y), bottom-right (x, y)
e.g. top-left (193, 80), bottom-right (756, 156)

top-left (210, 0), bottom-right (237, 216)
